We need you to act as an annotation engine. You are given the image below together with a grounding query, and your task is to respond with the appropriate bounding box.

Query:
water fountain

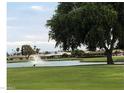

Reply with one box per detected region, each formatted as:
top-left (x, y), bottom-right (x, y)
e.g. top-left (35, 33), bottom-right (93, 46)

top-left (7, 54), bottom-right (106, 68)
top-left (31, 54), bottom-right (84, 67)
top-left (32, 55), bottom-right (45, 67)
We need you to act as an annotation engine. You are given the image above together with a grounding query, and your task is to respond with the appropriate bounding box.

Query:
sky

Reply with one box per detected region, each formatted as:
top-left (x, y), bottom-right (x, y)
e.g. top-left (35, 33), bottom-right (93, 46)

top-left (7, 2), bottom-right (86, 53)
top-left (7, 2), bottom-right (60, 53)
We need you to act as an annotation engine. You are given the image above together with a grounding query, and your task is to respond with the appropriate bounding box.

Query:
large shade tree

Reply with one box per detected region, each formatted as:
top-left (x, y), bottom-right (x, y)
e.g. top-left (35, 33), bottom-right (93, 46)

top-left (46, 2), bottom-right (124, 64)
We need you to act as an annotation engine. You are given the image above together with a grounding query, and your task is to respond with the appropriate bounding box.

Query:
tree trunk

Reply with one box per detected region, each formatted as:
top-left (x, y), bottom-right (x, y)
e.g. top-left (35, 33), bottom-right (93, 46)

top-left (106, 50), bottom-right (114, 64)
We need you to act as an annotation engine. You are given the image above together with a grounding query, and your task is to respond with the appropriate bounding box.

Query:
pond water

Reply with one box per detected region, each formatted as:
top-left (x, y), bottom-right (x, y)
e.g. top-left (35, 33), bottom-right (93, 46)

top-left (7, 61), bottom-right (107, 68)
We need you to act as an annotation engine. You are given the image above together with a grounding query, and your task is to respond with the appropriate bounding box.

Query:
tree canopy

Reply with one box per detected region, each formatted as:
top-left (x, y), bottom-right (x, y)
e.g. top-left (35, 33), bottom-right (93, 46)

top-left (46, 2), bottom-right (124, 64)
top-left (21, 45), bottom-right (35, 59)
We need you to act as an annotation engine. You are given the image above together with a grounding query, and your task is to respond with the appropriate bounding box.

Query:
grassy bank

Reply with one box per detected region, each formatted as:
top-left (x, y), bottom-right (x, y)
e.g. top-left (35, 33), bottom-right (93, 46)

top-left (7, 65), bottom-right (124, 90)
top-left (7, 56), bottom-right (124, 63)
top-left (47, 56), bottom-right (124, 62)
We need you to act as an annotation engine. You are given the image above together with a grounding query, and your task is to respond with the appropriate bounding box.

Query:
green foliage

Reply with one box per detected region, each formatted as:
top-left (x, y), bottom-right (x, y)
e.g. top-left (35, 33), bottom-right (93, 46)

top-left (71, 50), bottom-right (85, 57)
top-left (35, 48), bottom-right (40, 54)
top-left (7, 52), bottom-right (10, 56)
top-left (61, 53), bottom-right (69, 58)
top-left (16, 47), bottom-right (20, 52)
top-left (33, 46), bottom-right (40, 54)
top-left (47, 3), bottom-right (83, 51)
top-left (44, 51), bottom-right (50, 54)
top-left (9, 58), bottom-right (13, 60)
top-left (19, 58), bottom-right (23, 60)
top-left (46, 2), bottom-right (124, 64)
top-left (16, 47), bottom-right (20, 55)
top-left (21, 45), bottom-right (35, 59)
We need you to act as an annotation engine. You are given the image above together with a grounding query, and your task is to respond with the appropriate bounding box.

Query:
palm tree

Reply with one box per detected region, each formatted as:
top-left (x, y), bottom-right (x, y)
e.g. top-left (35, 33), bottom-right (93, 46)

top-left (16, 47), bottom-right (20, 55)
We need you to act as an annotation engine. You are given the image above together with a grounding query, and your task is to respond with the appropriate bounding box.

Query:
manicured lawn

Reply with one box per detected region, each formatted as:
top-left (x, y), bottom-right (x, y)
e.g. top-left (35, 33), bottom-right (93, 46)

top-left (7, 65), bottom-right (124, 90)
top-left (81, 56), bottom-right (124, 62)
top-left (47, 56), bottom-right (124, 62)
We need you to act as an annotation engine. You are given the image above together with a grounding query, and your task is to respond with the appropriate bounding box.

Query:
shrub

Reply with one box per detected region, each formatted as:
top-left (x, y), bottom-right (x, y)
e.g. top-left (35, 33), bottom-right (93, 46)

top-left (61, 53), bottom-right (69, 58)
top-left (44, 51), bottom-right (50, 54)
top-left (19, 58), bottom-right (23, 60)
top-left (9, 58), bottom-right (13, 60)
top-left (71, 50), bottom-right (84, 57)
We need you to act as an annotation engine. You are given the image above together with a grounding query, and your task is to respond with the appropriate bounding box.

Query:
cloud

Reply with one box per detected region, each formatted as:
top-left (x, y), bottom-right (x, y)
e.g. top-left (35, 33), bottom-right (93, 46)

top-left (31, 6), bottom-right (48, 11)
top-left (24, 35), bottom-right (48, 41)
top-left (25, 35), bottom-right (42, 39)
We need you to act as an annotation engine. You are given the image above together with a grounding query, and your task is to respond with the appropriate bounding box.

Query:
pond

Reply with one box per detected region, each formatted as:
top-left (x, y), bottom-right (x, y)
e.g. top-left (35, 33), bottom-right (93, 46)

top-left (7, 61), bottom-right (106, 68)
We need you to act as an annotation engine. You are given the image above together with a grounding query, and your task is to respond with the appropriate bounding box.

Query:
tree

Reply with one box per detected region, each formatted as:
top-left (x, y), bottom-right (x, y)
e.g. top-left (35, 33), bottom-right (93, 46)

top-left (16, 47), bottom-right (20, 55)
top-left (47, 2), bottom-right (124, 64)
top-left (36, 48), bottom-right (40, 54)
top-left (21, 45), bottom-right (35, 59)
top-left (84, 5), bottom-right (117, 64)
top-left (47, 3), bottom-right (83, 51)
top-left (7, 52), bottom-right (10, 57)
top-left (34, 45), bottom-right (36, 50)
top-left (33, 45), bottom-right (40, 54)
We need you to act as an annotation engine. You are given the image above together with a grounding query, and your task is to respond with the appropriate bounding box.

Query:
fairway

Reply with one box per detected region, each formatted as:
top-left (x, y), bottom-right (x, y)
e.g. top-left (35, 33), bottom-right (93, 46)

top-left (7, 65), bottom-right (124, 90)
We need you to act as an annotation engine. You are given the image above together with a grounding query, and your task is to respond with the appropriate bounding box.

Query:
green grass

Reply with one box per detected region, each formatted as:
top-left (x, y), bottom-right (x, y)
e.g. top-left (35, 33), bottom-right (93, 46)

top-left (7, 65), bottom-right (124, 90)
top-left (46, 56), bottom-right (124, 62)
top-left (81, 56), bottom-right (124, 62)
